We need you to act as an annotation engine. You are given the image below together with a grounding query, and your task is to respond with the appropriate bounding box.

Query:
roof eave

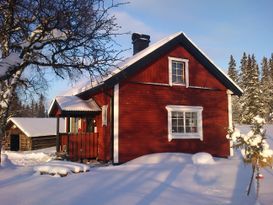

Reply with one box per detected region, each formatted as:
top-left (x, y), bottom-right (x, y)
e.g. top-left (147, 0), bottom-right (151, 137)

top-left (75, 32), bottom-right (243, 97)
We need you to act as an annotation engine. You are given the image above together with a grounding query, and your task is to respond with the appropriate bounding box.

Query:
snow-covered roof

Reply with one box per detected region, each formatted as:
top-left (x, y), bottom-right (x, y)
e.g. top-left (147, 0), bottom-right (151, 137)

top-left (64, 32), bottom-right (183, 96)
top-left (49, 96), bottom-right (101, 114)
top-left (65, 32), bottom-right (242, 96)
top-left (7, 117), bottom-right (65, 137)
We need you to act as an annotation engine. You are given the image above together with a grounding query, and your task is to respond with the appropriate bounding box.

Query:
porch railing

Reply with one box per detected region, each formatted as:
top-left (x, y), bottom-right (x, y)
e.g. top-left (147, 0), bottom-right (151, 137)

top-left (59, 132), bottom-right (99, 161)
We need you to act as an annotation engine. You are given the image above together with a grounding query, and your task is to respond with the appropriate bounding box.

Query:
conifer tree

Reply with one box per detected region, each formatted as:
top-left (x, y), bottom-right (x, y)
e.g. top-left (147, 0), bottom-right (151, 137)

top-left (238, 52), bottom-right (248, 123)
top-left (240, 54), bottom-right (261, 123)
top-left (37, 94), bottom-right (46, 117)
top-left (227, 55), bottom-right (240, 122)
top-left (268, 54), bottom-right (273, 121)
top-left (239, 52), bottom-right (248, 89)
top-left (260, 57), bottom-right (272, 121)
top-left (228, 55), bottom-right (238, 82)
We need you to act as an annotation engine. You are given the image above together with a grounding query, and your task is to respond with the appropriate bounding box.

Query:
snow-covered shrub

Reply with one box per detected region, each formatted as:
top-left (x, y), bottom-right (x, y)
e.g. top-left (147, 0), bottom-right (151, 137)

top-left (229, 116), bottom-right (273, 168)
top-left (192, 152), bottom-right (215, 165)
top-left (228, 116), bottom-right (273, 196)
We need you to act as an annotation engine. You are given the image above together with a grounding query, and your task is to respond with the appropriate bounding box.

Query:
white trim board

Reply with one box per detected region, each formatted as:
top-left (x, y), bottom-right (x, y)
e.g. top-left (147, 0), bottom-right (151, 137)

top-left (113, 84), bottom-right (119, 163)
top-left (227, 90), bottom-right (234, 156)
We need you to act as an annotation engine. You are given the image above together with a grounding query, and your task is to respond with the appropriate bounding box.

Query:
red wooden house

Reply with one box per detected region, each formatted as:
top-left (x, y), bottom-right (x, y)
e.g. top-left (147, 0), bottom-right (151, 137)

top-left (48, 32), bottom-right (242, 164)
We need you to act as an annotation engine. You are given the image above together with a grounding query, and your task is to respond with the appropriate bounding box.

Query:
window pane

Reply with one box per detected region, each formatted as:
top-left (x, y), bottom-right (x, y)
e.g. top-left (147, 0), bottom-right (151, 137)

top-left (172, 74), bottom-right (177, 83)
top-left (86, 118), bottom-right (94, 132)
top-left (171, 111), bottom-right (184, 133)
top-left (171, 60), bottom-right (185, 84)
top-left (178, 126), bottom-right (184, 133)
top-left (177, 112), bottom-right (183, 117)
top-left (185, 112), bottom-right (198, 133)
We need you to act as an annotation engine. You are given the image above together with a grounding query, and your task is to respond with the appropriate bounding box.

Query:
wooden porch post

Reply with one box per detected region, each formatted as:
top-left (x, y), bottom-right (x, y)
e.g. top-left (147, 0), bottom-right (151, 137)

top-left (56, 116), bottom-right (60, 152)
top-left (67, 117), bottom-right (70, 156)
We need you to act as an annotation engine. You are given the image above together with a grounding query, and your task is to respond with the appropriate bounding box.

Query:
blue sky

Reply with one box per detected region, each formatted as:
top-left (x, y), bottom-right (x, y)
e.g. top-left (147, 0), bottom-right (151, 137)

top-left (46, 0), bottom-right (273, 104)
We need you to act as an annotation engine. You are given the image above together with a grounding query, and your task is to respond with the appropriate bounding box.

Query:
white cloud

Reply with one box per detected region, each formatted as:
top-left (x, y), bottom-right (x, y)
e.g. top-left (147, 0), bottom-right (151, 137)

top-left (112, 11), bottom-right (166, 42)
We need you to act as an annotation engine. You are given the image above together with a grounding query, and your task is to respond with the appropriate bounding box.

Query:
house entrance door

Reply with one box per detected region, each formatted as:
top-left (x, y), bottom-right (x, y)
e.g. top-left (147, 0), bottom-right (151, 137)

top-left (10, 135), bottom-right (19, 151)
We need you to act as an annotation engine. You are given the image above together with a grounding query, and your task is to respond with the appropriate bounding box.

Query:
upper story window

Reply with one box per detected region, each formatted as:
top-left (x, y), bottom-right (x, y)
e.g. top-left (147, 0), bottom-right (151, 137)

top-left (166, 105), bottom-right (203, 141)
top-left (168, 57), bottom-right (189, 87)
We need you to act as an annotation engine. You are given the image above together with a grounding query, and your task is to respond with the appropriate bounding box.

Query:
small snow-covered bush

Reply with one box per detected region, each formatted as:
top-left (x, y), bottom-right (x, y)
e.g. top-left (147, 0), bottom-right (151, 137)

top-left (34, 165), bottom-right (69, 177)
top-left (34, 160), bottom-right (90, 177)
top-left (228, 116), bottom-right (273, 196)
top-left (229, 116), bottom-right (273, 168)
top-left (192, 152), bottom-right (215, 165)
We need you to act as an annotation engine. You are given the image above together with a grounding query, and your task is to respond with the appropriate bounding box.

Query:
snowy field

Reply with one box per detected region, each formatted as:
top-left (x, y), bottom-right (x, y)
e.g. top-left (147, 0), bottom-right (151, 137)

top-left (1, 126), bottom-right (273, 205)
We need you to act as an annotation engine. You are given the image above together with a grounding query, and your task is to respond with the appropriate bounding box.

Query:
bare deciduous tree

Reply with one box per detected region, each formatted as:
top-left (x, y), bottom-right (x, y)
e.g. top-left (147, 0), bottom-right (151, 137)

top-left (0, 0), bottom-right (124, 136)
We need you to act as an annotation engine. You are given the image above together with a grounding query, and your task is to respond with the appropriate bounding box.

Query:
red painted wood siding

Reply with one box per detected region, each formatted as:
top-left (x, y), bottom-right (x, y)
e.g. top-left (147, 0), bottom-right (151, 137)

top-left (117, 45), bottom-right (230, 163)
top-left (60, 133), bottom-right (99, 161)
top-left (81, 89), bottom-right (112, 161)
top-left (129, 45), bottom-right (226, 90)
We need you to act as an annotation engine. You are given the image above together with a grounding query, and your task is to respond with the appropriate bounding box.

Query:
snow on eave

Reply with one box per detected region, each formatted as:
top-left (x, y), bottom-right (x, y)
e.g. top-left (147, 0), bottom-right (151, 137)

top-left (7, 117), bottom-right (65, 137)
top-left (65, 31), bottom-right (243, 96)
top-left (183, 33), bottom-right (243, 95)
top-left (48, 96), bottom-right (101, 115)
top-left (48, 98), bottom-right (57, 116)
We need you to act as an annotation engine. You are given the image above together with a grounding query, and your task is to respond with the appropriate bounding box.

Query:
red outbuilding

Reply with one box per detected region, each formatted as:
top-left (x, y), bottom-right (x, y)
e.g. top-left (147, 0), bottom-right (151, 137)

top-left (48, 32), bottom-right (243, 164)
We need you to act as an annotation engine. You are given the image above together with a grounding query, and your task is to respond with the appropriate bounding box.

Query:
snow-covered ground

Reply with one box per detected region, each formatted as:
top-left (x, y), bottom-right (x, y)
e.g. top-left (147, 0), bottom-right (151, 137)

top-left (1, 126), bottom-right (273, 205)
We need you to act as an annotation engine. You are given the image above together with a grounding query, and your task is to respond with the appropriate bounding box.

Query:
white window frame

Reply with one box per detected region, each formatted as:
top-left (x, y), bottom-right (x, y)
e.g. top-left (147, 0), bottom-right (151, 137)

top-left (168, 57), bottom-right (189, 87)
top-left (166, 105), bottom-right (203, 141)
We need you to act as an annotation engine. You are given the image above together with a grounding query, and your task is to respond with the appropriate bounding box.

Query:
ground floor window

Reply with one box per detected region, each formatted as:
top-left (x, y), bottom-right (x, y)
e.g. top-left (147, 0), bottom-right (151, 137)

top-left (166, 105), bottom-right (203, 141)
top-left (68, 117), bottom-right (95, 133)
top-left (69, 117), bottom-right (80, 133)
top-left (86, 117), bottom-right (94, 132)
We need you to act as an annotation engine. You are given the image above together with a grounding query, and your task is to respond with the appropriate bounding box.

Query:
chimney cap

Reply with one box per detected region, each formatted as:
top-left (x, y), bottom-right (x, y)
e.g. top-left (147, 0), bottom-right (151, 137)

top-left (132, 33), bottom-right (150, 42)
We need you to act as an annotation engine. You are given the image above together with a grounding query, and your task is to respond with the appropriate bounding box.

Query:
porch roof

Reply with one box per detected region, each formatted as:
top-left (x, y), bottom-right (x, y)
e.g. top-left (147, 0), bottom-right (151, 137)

top-left (48, 96), bottom-right (101, 116)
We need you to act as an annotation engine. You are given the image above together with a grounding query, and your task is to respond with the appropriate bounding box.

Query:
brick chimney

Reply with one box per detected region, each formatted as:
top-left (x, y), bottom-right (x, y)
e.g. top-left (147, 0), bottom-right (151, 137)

top-left (132, 33), bottom-right (150, 55)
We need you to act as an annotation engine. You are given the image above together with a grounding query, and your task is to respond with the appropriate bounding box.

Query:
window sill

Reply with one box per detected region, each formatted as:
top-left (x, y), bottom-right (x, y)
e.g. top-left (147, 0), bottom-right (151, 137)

top-left (171, 83), bottom-right (186, 86)
top-left (168, 134), bottom-right (202, 141)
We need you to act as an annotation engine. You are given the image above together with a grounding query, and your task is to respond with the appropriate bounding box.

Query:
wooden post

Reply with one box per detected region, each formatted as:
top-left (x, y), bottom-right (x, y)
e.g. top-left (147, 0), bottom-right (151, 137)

top-left (56, 116), bottom-right (60, 152)
top-left (66, 117), bottom-right (70, 158)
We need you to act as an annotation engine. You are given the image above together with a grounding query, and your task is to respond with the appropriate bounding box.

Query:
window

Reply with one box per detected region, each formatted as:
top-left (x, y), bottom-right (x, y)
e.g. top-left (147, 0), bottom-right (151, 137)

top-left (86, 117), bottom-right (94, 132)
top-left (166, 105), bottom-right (203, 141)
top-left (69, 117), bottom-right (80, 133)
top-left (68, 117), bottom-right (95, 133)
top-left (168, 57), bottom-right (189, 87)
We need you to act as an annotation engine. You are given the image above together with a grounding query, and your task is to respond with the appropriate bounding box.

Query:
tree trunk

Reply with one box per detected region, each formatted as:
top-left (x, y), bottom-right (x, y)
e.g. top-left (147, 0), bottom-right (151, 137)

top-left (0, 69), bottom-right (24, 163)
top-left (256, 166), bottom-right (260, 198)
top-left (247, 165), bottom-right (256, 196)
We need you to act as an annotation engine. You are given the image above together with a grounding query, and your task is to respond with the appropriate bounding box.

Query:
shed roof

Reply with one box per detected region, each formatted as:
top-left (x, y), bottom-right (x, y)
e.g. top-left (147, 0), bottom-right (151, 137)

top-left (66, 32), bottom-right (242, 97)
top-left (7, 117), bottom-right (65, 137)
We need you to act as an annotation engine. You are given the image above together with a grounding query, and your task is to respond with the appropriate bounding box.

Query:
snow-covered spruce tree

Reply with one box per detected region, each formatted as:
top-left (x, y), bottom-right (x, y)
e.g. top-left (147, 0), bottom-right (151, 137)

top-left (228, 55), bottom-right (238, 82)
top-left (238, 52), bottom-right (248, 89)
top-left (268, 54), bottom-right (273, 121)
top-left (240, 55), bottom-right (261, 124)
top-left (228, 116), bottom-right (273, 197)
top-left (37, 94), bottom-right (46, 117)
top-left (238, 52), bottom-right (248, 123)
top-left (0, 0), bottom-right (124, 142)
top-left (227, 55), bottom-right (240, 123)
top-left (260, 57), bottom-right (272, 121)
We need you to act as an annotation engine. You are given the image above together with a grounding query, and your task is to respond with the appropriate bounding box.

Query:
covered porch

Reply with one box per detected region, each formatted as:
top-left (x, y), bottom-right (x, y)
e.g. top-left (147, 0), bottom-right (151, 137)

top-left (49, 96), bottom-right (101, 161)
